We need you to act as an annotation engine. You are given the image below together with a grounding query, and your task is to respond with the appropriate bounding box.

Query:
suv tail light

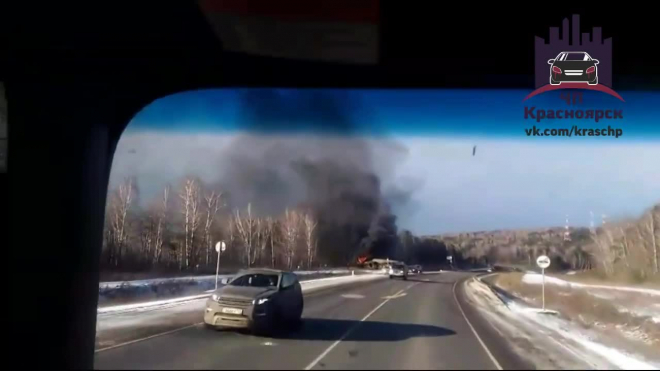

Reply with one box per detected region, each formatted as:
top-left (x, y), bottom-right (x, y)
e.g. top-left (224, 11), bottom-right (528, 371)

top-left (586, 66), bottom-right (595, 74)
top-left (552, 66), bottom-right (562, 74)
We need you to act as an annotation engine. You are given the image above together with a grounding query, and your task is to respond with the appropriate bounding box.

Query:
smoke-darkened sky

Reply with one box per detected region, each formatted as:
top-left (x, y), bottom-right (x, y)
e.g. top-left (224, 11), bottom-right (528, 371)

top-left (112, 89), bottom-right (660, 235)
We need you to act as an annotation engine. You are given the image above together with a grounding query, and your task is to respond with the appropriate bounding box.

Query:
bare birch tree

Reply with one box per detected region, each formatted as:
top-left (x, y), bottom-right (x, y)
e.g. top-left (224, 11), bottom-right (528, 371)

top-left (139, 213), bottom-right (155, 264)
top-left (266, 217), bottom-right (276, 268)
top-left (202, 190), bottom-right (224, 266)
top-left (282, 208), bottom-right (301, 270)
top-left (255, 217), bottom-right (272, 268)
top-left (108, 177), bottom-right (134, 266)
top-left (589, 225), bottom-right (615, 276)
top-left (304, 213), bottom-right (318, 269)
top-left (646, 209), bottom-right (659, 274)
top-left (234, 203), bottom-right (257, 267)
top-left (179, 179), bottom-right (202, 269)
top-left (227, 217), bottom-right (236, 255)
top-left (153, 185), bottom-right (170, 265)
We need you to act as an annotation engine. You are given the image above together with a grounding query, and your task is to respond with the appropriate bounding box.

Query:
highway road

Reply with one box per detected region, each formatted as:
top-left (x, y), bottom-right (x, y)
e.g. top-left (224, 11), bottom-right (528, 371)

top-left (94, 272), bottom-right (530, 370)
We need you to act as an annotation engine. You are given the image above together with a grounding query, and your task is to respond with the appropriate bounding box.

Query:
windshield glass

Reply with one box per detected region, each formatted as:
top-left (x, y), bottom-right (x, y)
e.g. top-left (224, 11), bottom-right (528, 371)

top-left (230, 274), bottom-right (279, 288)
top-left (96, 88), bottom-right (660, 370)
top-left (565, 52), bottom-right (590, 61)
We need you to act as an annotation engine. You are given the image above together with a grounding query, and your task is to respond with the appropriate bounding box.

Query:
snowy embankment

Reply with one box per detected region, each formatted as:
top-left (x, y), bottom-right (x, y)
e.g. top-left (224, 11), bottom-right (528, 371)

top-left (522, 273), bottom-right (660, 296)
top-left (98, 269), bottom-right (353, 307)
top-left (98, 271), bottom-right (383, 315)
top-left (99, 269), bottom-right (351, 290)
top-left (467, 275), bottom-right (660, 370)
top-left (522, 273), bottom-right (660, 324)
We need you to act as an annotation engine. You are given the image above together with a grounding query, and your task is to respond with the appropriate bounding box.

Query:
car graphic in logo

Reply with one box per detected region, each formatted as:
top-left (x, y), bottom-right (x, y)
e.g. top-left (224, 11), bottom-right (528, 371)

top-left (524, 15), bottom-right (624, 102)
top-left (548, 51), bottom-right (599, 86)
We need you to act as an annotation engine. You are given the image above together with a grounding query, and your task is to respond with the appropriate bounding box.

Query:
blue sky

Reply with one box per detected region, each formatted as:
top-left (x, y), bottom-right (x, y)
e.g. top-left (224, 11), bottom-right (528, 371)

top-left (113, 89), bottom-right (660, 235)
top-left (127, 88), bottom-right (658, 139)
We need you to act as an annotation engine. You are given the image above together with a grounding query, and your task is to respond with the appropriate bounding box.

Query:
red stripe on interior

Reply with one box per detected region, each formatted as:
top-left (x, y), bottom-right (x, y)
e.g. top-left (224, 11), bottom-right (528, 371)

top-left (523, 83), bottom-right (625, 102)
top-left (199, 0), bottom-right (379, 24)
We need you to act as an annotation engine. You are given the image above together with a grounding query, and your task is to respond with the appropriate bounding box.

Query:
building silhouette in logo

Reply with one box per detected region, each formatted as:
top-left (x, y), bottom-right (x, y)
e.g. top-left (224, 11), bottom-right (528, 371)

top-left (535, 15), bottom-right (612, 88)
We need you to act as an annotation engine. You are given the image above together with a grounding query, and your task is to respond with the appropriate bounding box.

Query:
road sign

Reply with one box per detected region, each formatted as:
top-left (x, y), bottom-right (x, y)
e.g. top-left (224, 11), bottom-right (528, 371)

top-left (447, 256), bottom-right (453, 261)
top-left (215, 241), bottom-right (226, 290)
top-left (536, 255), bottom-right (551, 312)
top-left (536, 255), bottom-right (551, 269)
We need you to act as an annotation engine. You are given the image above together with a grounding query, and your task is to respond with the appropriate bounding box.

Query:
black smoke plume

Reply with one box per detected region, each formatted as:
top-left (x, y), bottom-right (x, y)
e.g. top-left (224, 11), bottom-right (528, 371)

top-left (216, 90), bottom-right (405, 265)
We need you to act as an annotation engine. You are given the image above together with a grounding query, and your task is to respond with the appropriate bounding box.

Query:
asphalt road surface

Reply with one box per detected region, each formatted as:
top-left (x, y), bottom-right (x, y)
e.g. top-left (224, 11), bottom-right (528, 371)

top-left (95, 272), bottom-right (529, 370)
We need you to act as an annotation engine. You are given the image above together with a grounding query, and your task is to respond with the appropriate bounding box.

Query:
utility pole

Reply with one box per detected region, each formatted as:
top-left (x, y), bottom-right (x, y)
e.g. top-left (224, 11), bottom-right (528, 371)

top-left (563, 214), bottom-right (571, 241)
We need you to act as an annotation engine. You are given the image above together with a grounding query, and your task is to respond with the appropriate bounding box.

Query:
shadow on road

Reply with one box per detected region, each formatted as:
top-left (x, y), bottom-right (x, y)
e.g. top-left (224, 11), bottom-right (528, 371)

top-left (271, 318), bottom-right (456, 341)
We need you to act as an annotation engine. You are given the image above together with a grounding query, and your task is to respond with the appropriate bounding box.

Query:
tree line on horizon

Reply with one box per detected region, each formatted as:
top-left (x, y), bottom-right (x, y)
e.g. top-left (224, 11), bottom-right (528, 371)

top-left (102, 176), bottom-right (659, 282)
top-left (102, 177), bottom-right (323, 273)
top-left (432, 204), bottom-right (659, 281)
top-left (102, 176), bottom-right (450, 273)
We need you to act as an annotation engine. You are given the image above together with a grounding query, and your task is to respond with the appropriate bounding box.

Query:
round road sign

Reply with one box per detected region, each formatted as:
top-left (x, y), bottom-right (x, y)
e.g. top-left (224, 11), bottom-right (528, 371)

top-left (215, 241), bottom-right (227, 253)
top-left (536, 255), bottom-right (551, 269)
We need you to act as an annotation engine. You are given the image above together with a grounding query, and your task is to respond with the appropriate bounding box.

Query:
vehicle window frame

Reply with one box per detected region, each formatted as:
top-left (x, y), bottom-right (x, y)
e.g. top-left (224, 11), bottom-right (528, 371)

top-left (280, 273), bottom-right (296, 289)
top-left (565, 52), bottom-right (587, 61)
top-left (230, 273), bottom-right (279, 288)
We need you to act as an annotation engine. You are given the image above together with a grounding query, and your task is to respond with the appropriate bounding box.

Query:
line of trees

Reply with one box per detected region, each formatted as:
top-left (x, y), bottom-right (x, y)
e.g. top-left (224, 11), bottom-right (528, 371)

top-left (588, 205), bottom-right (659, 280)
top-left (102, 177), bottom-right (321, 273)
top-left (103, 175), bottom-right (659, 281)
top-left (433, 204), bottom-right (659, 280)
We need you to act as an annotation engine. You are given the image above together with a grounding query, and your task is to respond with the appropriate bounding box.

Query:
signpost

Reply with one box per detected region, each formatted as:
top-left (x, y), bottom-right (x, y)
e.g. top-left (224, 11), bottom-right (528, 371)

top-left (536, 255), bottom-right (551, 312)
top-left (215, 241), bottom-right (226, 290)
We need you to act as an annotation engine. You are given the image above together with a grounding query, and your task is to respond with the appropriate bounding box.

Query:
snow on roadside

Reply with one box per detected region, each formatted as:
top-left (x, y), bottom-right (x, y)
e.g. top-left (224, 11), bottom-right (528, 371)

top-left (97, 293), bottom-right (214, 314)
top-left (504, 299), bottom-right (660, 370)
top-left (98, 269), bottom-right (360, 308)
top-left (466, 278), bottom-right (660, 370)
top-left (616, 306), bottom-right (660, 325)
top-left (98, 273), bottom-right (386, 315)
top-left (522, 273), bottom-right (660, 296)
top-left (99, 269), bottom-right (351, 289)
top-left (521, 273), bottom-right (660, 325)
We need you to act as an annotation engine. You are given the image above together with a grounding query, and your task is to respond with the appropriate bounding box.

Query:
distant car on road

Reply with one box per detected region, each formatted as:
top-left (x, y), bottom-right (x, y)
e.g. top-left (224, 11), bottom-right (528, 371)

top-left (548, 51), bottom-right (599, 85)
top-left (204, 269), bottom-right (303, 334)
top-left (388, 263), bottom-right (408, 280)
top-left (409, 265), bottom-right (423, 274)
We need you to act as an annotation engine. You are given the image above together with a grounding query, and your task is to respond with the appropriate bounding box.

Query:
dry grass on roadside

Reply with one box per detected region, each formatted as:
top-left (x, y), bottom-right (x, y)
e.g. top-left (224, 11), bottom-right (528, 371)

top-left (557, 271), bottom-right (660, 289)
top-left (491, 273), bottom-right (659, 339)
top-left (490, 273), bottom-right (660, 361)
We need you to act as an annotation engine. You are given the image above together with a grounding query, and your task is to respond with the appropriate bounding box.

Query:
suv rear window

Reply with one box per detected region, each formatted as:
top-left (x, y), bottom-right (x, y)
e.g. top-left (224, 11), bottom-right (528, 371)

top-left (230, 274), bottom-right (279, 288)
top-left (281, 273), bottom-right (298, 288)
top-left (565, 52), bottom-right (589, 61)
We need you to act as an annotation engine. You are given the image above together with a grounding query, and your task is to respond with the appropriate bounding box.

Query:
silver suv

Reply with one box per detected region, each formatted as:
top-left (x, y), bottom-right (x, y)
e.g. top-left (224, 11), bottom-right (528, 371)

top-left (388, 263), bottom-right (408, 280)
top-left (204, 269), bottom-right (303, 334)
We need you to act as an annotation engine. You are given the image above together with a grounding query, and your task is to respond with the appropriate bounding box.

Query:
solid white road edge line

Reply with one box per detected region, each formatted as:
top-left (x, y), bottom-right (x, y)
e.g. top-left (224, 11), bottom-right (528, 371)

top-left (304, 282), bottom-right (419, 370)
top-left (452, 279), bottom-right (503, 371)
top-left (95, 322), bottom-right (203, 353)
